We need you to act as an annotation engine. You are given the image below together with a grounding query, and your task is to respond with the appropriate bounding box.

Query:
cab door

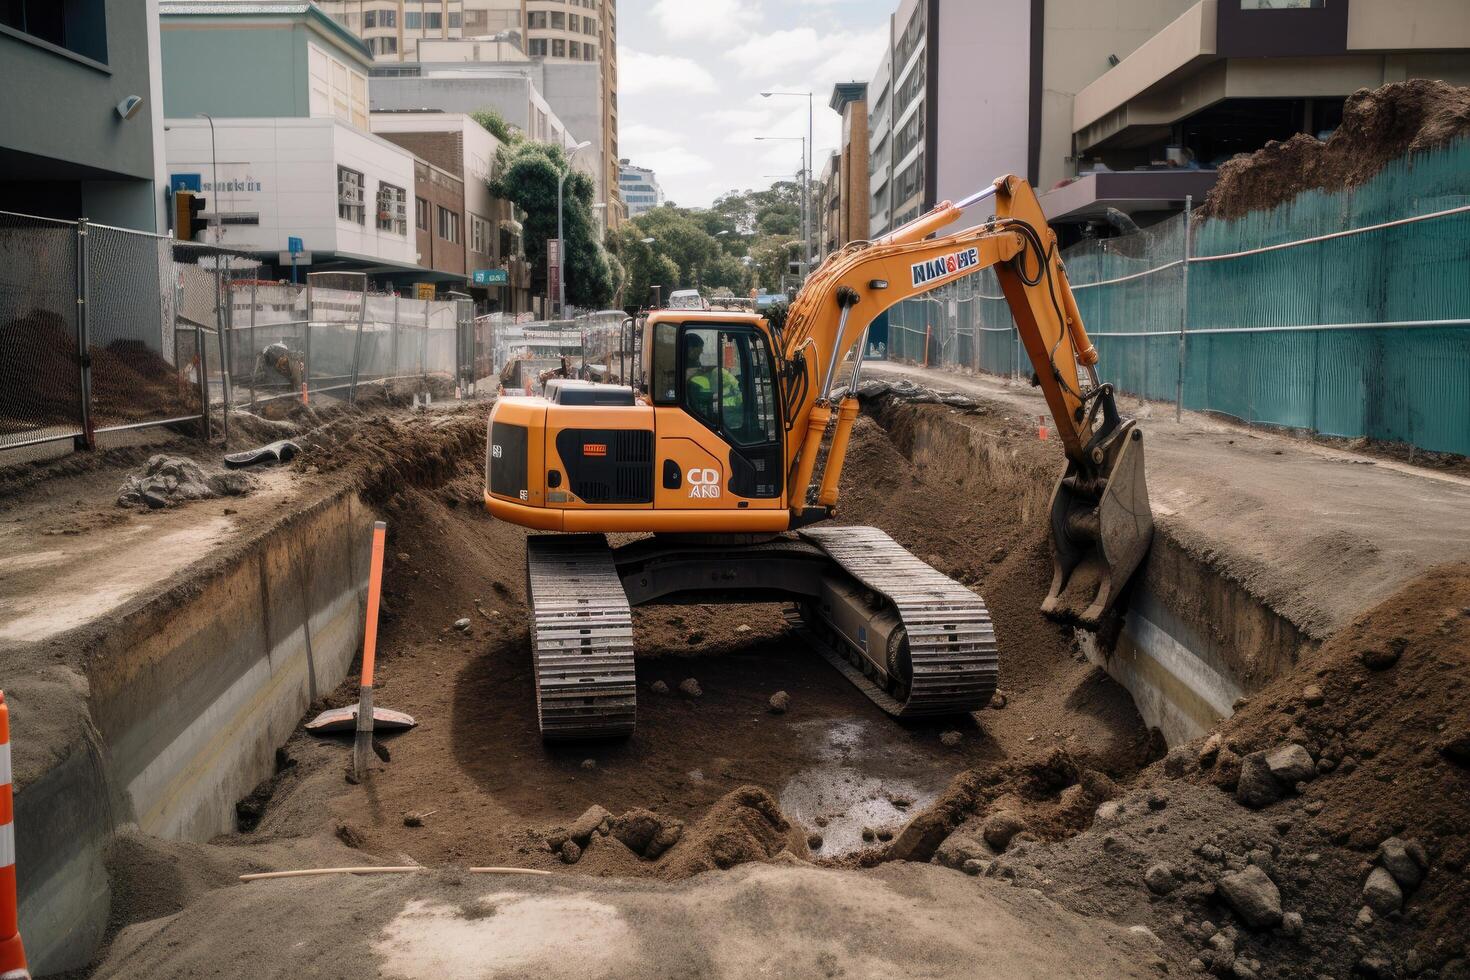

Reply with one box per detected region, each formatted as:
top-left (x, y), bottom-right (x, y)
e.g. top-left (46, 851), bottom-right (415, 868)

top-left (650, 321), bottom-right (784, 511)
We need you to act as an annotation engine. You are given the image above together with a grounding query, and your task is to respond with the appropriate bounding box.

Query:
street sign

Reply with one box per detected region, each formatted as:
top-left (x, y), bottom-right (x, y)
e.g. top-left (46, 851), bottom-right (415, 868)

top-left (415, 283), bottom-right (436, 301)
top-left (170, 173), bottom-right (202, 193)
top-left (277, 251), bottom-right (313, 266)
top-left (472, 268), bottom-right (509, 286)
top-left (288, 236), bottom-right (304, 254)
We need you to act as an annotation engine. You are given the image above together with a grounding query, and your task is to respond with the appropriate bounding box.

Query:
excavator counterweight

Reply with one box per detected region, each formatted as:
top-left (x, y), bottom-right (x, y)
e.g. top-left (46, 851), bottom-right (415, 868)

top-left (486, 174), bottom-right (1153, 739)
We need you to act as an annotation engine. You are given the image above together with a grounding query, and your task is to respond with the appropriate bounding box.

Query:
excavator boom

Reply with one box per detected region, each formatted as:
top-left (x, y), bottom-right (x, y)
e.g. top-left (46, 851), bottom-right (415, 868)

top-left (779, 175), bottom-right (1152, 623)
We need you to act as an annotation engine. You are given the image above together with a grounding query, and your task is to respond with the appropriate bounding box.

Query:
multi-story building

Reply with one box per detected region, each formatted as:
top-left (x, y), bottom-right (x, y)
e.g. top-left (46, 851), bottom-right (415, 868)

top-left (829, 82), bottom-right (870, 251)
top-left (524, 0), bottom-right (620, 228)
top-left (617, 160), bottom-right (663, 217)
top-left (859, 0), bottom-right (1470, 240)
top-left (159, 1), bottom-right (464, 287)
top-left (1, 0), bottom-right (168, 231)
top-left (371, 111), bottom-right (534, 312)
top-left (321, 0), bottom-right (623, 228)
top-left (817, 151), bottom-right (840, 261)
top-left (370, 61), bottom-right (611, 223)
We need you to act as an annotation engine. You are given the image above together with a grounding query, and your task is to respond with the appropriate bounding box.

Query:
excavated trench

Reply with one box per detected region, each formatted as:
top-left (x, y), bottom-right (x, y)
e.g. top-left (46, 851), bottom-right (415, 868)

top-left (25, 388), bottom-right (1467, 979)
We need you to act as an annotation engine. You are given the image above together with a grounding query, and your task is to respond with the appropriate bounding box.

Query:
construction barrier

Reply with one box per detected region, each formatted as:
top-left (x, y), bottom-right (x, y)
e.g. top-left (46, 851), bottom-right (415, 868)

top-left (0, 693), bottom-right (29, 980)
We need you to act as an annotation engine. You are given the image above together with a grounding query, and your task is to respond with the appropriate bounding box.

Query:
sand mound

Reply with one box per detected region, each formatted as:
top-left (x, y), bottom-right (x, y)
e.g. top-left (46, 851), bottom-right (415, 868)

top-left (658, 786), bottom-right (807, 879)
top-left (1202, 80), bottom-right (1470, 220)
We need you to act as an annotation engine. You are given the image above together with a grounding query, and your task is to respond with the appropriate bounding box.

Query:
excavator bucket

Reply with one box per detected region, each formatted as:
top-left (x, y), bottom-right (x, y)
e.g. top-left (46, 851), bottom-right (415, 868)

top-left (1040, 421), bottom-right (1153, 627)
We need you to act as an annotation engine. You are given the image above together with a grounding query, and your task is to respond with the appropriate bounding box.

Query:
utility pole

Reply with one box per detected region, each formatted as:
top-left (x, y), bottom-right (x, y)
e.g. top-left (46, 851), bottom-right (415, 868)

top-left (760, 91), bottom-right (815, 277)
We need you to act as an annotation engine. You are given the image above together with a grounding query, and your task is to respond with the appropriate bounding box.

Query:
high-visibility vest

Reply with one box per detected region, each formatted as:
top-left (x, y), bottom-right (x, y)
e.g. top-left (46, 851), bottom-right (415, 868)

top-left (688, 368), bottom-right (741, 411)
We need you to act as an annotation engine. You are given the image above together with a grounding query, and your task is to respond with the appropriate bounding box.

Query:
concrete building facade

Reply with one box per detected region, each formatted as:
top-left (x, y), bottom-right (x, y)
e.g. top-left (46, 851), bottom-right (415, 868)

top-left (857, 0), bottom-right (1470, 239)
top-left (830, 82), bottom-right (871, 252)
top-left (617, 160), bottom-right (663, 216)
top-left (1, 0), bottom-right (169, 231)
top-left (371, 111), bottom-right (534, 311)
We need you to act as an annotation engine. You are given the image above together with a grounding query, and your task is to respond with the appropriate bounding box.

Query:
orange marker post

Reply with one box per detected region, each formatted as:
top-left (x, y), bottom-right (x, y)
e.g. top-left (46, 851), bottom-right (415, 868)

top-left (353, 521), bottom-right (388, 781)
top-left (0, 693), bottom-right (30, 980)
top-left (1038, 414), bottom-right (1050, 441)
top-left (301, 382), bottom-right (309, 406)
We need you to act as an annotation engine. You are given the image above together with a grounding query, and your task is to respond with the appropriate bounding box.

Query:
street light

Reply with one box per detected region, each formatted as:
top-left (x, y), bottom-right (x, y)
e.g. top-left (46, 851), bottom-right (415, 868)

top-left (557, 139), bottom-right (592, 317)
top-left (754, 135), bottom-right (807, 274)
top-left (195, 112), bottom-right (219, 244)
top-left (761, 91), bottom-right (814, 276)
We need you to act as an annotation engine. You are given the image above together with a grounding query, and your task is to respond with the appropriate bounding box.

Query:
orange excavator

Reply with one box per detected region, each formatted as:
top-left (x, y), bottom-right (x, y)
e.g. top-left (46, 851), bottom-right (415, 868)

top-left (485, 175), bottom-right (1153, 739)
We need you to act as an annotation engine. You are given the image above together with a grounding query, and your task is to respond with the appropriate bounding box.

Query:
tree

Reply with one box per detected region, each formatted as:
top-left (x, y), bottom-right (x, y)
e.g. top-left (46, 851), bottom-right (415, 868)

top-left (491, 141), bottom-right (614, 310)
top-left (471, 109), bottom-right (521, 146)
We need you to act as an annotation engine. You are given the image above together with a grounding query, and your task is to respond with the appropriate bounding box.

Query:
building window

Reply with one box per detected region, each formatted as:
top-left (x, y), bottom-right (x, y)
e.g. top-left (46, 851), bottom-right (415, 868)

top-left (338, 167), bottom-right (365, 223)
top-left (529, 37), bottom-right (547, 56)
top-left (381, 9), bottom-right (396, 27)
top-left (568, 13), bottom-right (578, 31)
top-left (470, 213), bottom-right (493, 255)
top-left (369, 36), bottom-right (397, 55)
top-left (449, 11), bottom-right (461, 28)
top-left (1, 0), bottom-right (109, 63)
top-left (377, 182), bottom-right (408, 234)
top-left (570, 40), bottom-right (580, 59)
top-left (437, 206), bottom-right (461, 243)
top-left (363, 9), bottom-right (376, 28)
top-left (528, 10), bottom-right (546, 29)
top-left (425, 11), bottom-right (441, 29)
top-left (550, 11), bottom-right (565, 29)
top-left (552, 38), bottom-right (565, 58)
top-left (416, 196), bottom-right (430, 231)
top-left (405, 11), bottom-right (420, 27)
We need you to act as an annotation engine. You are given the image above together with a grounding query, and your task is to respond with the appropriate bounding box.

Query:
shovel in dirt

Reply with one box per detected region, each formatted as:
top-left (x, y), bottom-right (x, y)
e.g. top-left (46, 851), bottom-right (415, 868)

top-left (306, 520), bottom-right (415, 778)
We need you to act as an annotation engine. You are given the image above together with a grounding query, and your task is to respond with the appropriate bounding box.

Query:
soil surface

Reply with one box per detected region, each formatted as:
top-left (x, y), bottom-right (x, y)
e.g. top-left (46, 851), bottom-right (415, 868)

top-left (47, 370), bottom-right (1470, 978)
top-left (1202, 80), bottom-right (1470, 220)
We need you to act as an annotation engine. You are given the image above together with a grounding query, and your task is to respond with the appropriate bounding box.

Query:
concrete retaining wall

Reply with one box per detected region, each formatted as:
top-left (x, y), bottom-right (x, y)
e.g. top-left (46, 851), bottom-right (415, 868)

top-left (16, 491), bottom-right (372, 975)
top-left (872, 400), bottom-right (1312, 747)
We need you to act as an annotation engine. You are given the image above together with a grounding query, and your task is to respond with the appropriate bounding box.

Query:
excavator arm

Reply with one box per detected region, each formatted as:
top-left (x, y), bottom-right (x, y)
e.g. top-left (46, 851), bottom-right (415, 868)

top-left (780, 174), bottom-right (1153, 625)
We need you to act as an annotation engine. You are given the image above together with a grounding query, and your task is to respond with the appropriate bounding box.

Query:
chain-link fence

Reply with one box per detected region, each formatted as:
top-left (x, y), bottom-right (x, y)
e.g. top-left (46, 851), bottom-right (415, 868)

top-left (1, 208), bottom-right (489, 456)
top-left (887, 137), bottom-right (1470, 457)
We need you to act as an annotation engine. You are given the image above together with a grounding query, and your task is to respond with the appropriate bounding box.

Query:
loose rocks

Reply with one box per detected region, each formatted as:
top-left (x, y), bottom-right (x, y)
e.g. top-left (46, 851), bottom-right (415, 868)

top-left (678, 678), bottom-right (703, 698)
top-left (1361, 867), bottom-right (1403, 915)
top-left (650, 680), bottom-right (669, 695)
top-left (982, 811), bottom-right (1027, 852)
top-left (768, 691), bottom-right (790, 714)
top-left (559, 840), bottom-right (582, 864)
top-left (939, 730), bottom-right (962, 748)
top-left (1377, 837), bottom-right (1427, 890)
top-left (1217, 866), bottom-right (1283, 928)
top-left (1144, 863), bottom-right (1178, 895)
top-left (117, 455), bottom-right (256, 509)
top-left (568, 804), bottom-right (612, 844)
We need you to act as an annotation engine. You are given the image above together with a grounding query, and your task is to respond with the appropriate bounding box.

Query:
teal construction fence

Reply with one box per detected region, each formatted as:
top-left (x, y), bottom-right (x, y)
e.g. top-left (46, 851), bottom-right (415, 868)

top-left (887, 138), bottom-right (1470, 456)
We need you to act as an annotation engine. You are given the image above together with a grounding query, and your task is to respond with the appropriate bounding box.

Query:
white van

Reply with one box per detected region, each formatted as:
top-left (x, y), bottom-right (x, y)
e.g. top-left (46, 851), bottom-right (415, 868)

top-left (667, 289), bottom-right (708, 311)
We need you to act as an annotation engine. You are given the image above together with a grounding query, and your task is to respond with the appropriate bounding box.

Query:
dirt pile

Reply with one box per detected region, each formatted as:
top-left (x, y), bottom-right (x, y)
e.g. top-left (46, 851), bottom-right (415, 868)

top-left (115, 454), bottom-right (256, 508)
top-left (923, 563), bottom-right (1470, 979)
top-left (1202, 80), bottom-right (1470, 220)
top-left (289, 407), bottom-right (487, 507)
top-left (658, 785), bottom-right (807, 878)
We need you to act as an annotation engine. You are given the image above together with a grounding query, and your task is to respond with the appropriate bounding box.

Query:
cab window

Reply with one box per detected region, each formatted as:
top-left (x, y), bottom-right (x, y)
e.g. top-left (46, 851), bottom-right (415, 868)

top-left (676, 326), bottom-right (778, 447)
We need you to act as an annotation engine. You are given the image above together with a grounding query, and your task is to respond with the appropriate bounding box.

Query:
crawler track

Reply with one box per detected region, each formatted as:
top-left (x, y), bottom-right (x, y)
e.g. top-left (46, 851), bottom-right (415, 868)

top-left (794, 526), bottom-right (999, 717)
top-left (526, 534), bottom-right (636, 739)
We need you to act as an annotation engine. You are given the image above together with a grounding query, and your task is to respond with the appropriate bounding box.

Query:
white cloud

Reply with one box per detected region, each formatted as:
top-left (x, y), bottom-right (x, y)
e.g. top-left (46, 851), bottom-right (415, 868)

top-left (620, 49), bottom-right (718, 95)
top-left (635, 147), bottom-right (715, 181)
top-left (651, 0), bottom-right (760, 40)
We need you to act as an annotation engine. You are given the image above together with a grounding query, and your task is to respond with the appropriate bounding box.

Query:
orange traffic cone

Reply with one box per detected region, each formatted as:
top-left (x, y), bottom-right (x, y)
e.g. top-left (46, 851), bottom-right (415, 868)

top-left (0, 692), bottom-right (30, 980)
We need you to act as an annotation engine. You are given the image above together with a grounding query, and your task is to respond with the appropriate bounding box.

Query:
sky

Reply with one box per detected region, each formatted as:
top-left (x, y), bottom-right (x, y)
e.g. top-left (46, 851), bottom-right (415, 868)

top-left (616, 0), bottom-right (895, 210)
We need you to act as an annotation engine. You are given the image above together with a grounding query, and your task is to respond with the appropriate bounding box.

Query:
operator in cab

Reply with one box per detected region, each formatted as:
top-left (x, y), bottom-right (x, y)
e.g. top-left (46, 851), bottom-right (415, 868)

top-left (683, 332), bottom-right (742, 418)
